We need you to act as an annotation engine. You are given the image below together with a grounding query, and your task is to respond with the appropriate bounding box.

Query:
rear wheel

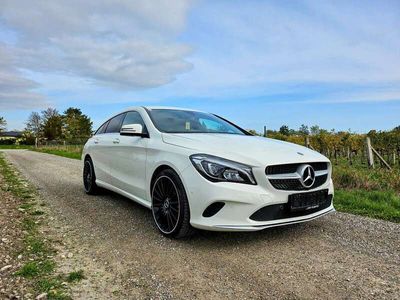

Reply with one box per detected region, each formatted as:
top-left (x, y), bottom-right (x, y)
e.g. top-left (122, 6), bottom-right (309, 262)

top-left (151, 169), bottom-right (195, 238)
top-left (83, 157), bottom-right (99, 195)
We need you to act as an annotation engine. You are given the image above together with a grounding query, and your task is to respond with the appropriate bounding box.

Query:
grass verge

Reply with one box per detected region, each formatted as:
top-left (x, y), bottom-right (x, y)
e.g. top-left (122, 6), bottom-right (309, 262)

top-left (0, 152), bottom-right (84, 299)
top-left (31, 148), bottom-right (82, 160)
top-left (334, 189), bottom-right (400, 223)
top-left (0, 145), bottom-right (33, 150)
top-left (0, 144), bottom-right (82, 160)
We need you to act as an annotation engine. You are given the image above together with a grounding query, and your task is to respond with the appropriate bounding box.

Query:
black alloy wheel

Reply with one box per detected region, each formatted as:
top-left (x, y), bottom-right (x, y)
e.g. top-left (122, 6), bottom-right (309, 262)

top-left (83, 158), bottom-right (99, 194)
top-left (151, 169), bottom-right (194, 238)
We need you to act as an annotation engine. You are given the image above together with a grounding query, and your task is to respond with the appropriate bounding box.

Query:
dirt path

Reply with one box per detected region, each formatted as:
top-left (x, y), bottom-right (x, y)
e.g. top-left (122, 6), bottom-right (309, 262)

top-left (2, 150), bottom-right (399, 299)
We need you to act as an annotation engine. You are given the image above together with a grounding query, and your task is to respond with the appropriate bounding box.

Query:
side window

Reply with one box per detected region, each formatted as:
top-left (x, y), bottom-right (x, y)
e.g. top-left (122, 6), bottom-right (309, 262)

top-left (105, 113), bottom-right (126, 133)
top-left (122, 111), bottom-right (148, 135)
top-left (95, 121), bottom-right (109, 135)
top-left (122, 111), bottom-right (147, 129)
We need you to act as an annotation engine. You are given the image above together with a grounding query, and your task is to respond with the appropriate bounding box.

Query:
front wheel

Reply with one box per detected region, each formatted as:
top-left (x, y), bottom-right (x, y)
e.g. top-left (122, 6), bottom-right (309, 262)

top-left (83, 157), bottom-right (99, 195)
top-left (151, 169), bottom-right (195, 238)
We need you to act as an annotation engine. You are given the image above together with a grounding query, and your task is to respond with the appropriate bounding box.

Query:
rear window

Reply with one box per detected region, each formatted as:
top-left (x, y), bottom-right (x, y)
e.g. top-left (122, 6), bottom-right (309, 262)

top-left (95, 121), bottom-right (109, 135)
top-left (105, 113), bottom-right (126, 133)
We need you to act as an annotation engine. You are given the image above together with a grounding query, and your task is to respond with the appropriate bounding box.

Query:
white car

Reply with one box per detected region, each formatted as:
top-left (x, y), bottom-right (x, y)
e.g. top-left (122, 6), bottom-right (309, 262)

top-left (82, 107), bottom-right (334, 238)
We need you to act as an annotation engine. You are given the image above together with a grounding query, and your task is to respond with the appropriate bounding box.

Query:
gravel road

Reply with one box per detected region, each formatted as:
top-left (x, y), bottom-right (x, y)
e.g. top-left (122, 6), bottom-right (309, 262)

top-left (2, 150), bottom-right (400, 299)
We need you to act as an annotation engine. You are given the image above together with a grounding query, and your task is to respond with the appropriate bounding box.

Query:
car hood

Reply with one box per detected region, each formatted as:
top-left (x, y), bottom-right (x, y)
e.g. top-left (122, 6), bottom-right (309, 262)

top-left (161, 133), bottom-right (329, 166)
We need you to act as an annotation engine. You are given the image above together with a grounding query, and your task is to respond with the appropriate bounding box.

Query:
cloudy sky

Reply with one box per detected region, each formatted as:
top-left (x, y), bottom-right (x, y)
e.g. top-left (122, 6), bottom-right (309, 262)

top-left (0, 0), bottom-right (399, 132)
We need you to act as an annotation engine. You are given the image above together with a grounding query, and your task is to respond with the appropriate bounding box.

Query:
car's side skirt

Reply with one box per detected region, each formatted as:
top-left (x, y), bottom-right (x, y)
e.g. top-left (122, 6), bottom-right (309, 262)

top-left (96, 180), bottom-right (152, 209)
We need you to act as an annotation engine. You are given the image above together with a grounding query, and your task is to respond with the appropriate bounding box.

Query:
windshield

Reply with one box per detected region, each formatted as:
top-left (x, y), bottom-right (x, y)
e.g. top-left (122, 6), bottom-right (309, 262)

top-left (147, 109), bottom-right (247, 135)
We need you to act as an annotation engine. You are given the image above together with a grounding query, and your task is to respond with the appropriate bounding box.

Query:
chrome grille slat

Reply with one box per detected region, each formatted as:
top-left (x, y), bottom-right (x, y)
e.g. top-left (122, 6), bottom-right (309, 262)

top-left (265, 162), bottom-right (329, 191)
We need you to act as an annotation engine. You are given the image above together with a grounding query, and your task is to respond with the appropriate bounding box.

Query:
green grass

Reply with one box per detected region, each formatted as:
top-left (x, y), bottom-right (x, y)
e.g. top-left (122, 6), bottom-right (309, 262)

top-left (0, 144), bottom-right (83, 160)
top-left (22, 217), bottom-right (38, 231)
top-left (66, 270), bottom-right (85, 283)
top-left (26, 236), bottom-right (46, 254)
top-left (0, 144), bottom-right (32, 150)
top-left (16, 260), bottom-right (55, 278)
top-left (0, 153), bottom-right (83, 299)
top-left (332, 158), bottom-right (400, 191)
top-left (31, 148), bottom-right (82, 160)
top-left (334, 189), bottom-right (400, 222)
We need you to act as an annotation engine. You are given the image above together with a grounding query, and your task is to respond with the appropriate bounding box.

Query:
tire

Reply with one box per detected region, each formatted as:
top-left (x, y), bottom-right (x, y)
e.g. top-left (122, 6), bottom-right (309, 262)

top-left (151, 169), bottom-right (195, 238)
top-left (83, 157), bottom-right (99, 195)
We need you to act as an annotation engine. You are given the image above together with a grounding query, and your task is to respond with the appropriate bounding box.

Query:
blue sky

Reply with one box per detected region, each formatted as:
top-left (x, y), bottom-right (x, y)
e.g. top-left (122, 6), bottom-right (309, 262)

top-left (0, 0), bottom-right (399, 132)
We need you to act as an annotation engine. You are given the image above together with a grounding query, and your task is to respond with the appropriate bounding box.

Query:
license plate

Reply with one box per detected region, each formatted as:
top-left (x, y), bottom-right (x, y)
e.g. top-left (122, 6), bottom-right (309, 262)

top-left (288, 189), bottom-right (329, 212)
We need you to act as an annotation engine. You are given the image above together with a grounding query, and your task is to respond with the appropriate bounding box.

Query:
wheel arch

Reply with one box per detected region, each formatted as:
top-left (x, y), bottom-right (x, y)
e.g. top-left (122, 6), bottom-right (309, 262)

top-left (150, 164), bottom-right (176, 192)
top-left (84, 154), bottom-right (92, 161)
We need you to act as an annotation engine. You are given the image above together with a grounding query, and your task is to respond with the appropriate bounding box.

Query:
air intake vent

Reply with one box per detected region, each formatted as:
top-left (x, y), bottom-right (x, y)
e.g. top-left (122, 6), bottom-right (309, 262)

top-left (202, 202), bottom-right (225, 218)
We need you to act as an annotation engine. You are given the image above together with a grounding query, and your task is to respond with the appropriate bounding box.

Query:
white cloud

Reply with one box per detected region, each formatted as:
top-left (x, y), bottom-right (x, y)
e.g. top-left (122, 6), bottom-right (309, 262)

top-left (0, 45), bottom-right (48, 110)
top-left (0, 0), bottom-right (193, 109)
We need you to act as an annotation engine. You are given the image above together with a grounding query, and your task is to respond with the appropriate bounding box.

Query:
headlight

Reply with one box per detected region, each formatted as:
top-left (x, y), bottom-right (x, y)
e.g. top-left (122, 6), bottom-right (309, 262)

top-left (190, 154), bottom-right (257, 185)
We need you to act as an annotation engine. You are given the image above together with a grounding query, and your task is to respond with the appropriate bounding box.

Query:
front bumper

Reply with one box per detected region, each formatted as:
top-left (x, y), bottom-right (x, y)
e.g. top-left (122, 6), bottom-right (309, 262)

top-left (180, 165), bottom-right (334, 232)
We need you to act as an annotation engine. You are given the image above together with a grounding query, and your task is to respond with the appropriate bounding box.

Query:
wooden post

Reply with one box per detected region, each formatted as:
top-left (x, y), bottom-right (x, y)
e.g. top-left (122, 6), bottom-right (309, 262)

top-left (371, 147), bottom-right (392, 170)
top-left (393, 150), bottom-right (396, 165)
top-left (263, 126), bottom-right (267, 137)
top-left (304, 136), bottom-right (315, 150)
top-left (348, 148), bottom-right (353, 165)
top-left (334, 148), bottom-right (338, 165)
top-left (366, 137), bottom-right (374, 169)
top-left (35, 137), bottom-right (38, 148)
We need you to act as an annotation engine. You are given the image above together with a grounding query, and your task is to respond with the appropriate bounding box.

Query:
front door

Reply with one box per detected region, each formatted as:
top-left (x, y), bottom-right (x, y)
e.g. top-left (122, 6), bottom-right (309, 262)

top-left (110, 111), bottom-right (149, 202)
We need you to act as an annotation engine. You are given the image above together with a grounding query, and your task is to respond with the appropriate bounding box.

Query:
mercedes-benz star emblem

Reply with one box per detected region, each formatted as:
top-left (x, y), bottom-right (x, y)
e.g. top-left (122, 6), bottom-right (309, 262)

top-left (298, 164), bottom-right (315, 188)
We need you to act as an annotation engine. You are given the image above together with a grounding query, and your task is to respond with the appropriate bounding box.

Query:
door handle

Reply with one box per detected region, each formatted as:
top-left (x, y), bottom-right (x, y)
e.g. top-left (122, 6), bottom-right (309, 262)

top-left (94, 138), bottom-right (99, 144)
top-left (113, 138), bottom-right (120, 144)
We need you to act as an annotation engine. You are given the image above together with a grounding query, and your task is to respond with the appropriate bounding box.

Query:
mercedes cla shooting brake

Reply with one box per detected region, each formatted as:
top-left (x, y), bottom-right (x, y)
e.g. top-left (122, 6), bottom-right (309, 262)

top-left (82, 107), bottom-right (334, 238)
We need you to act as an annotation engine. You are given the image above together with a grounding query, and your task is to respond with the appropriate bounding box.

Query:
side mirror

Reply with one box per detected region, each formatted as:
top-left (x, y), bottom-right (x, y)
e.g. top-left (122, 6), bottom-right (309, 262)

top-left (120, 124), bottom-right (147, 137)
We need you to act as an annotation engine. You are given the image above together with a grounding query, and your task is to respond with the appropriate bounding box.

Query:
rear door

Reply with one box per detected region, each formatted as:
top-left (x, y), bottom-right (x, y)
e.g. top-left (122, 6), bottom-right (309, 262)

top-left (111, 111), bottom-right (149, 202)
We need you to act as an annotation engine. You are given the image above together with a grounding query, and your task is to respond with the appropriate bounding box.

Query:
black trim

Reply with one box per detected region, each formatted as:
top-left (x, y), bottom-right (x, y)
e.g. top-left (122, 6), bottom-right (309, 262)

top-left (212, 114), bottom-right (252, 136)
top-left (94, 120), bottom-right (110, 135)
top-left (105, 112), bottom-right (126, 134)
top-left (250, 191), bottom-right (332, 222)
top-left (266, 162), bottom-right (328, 175)
top-left (202, 202), bottom-right (225, 217)
top-left (269, 175), bottom-right (327, 191)
top-left (252, 207), bottom-right (334, 227)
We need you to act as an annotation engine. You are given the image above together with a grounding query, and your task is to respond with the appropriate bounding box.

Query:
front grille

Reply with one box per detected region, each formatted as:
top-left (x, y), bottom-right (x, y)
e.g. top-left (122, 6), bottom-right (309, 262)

top-left (265, 162), bottom-right (329, 191)
top-left (266, 162), bottom-right (328, 175)
top-left (269, 174), bottom-right (328, 191)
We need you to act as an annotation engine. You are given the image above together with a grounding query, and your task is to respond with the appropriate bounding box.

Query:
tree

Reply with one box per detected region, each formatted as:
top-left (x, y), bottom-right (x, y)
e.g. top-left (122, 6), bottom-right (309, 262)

top-left (42, 107), bottom-right (59, 121)
top-left (62, 108), bottom-right (92, 140)
top-left (310, 125), bottom-right (320, 136)
top-left (279, 125), bottom-right (290, 136)
top-left (42, 108), bottom-right (63, 140)
top-left (0, 117), bottom-right (6, 133)
top-left (299, 124), bottom-right (310, 136)
top-left (26, 112), bottom-right (42, 138)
